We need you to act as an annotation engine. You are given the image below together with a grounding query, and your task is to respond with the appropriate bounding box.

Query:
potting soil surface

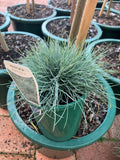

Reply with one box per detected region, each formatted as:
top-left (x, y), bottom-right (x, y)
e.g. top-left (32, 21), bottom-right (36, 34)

top-left (0, 34), bottom-right (40, 69)
top-left (46, 18), bottom-right (98, 39)
top-left (94, 42), bottom-right (120, 79)
top-left (49, 0), bottom-right (72, 10)
top-left (93, 10), bottom-right (120, 26)
top-left (7, 4), bottom-right (53, 19)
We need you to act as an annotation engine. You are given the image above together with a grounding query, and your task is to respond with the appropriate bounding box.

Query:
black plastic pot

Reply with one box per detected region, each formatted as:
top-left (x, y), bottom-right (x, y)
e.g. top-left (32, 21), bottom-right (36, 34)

top-left (42, 16), bottom-right (102, 43)
top-left (0, 31), bottom-right (42, 109)
top-left (87, 39), bottom-right (120, 114)
top-left (6, 4), bottom-right (57, 37)
top-left (7, 76), bottom-right (116, 150)
top-left (0, 12), bottom-right (10, 31)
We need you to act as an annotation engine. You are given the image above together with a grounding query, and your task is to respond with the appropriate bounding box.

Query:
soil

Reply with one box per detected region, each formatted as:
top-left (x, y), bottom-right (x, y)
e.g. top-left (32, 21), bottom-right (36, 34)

top-left (111, 2), bottom-right (120, 11)
top-left (7, 4), bottom-right (53, 19)
top-left (93, 10), bottom-right (120, 26)
top-left (94, 42), bottom-right (120, 79)
top-left (0, 34), bottom-right (40, 69)
top-left (49, 0), bottom-right (72, 10)
top-left (46, 18), bottom-right (98, 39)
top-left (0, 14), bottom-right (5, 26)
top-left (16, 93), bottom-right (107, 138)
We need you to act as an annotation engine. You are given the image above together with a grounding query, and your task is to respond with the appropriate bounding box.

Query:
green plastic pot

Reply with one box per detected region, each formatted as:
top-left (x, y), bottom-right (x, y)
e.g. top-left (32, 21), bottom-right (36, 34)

top-left (41, 16), bottom-right (102, 43)
top-left (6, 4), bottom-right (57, 37)
top-left (0, 31), bottom-right (42, 109)
top-left (7, 75), bottom-right (116, 150)
top-left (47, 0), bottom-right (70, 16)
top-left (106, 1), bottom-right (120, 15)
top-left (93, 9), bottom-right (120, 39)
top-left (97, 0), bottom-right (119, 8)
top-left (0, 70), bottom-right (11, 109)
top-left (87, 39), bottom-right (120, 114)
top-left (0, 12), bottom-right (10, 31)
top-left (32, 95), bottom-right (85, 142)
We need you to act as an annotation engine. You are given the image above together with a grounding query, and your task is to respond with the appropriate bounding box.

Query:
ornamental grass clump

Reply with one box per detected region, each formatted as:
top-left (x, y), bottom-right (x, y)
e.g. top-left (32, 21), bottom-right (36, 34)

top-left (17, 40), bottom-right (114, 129)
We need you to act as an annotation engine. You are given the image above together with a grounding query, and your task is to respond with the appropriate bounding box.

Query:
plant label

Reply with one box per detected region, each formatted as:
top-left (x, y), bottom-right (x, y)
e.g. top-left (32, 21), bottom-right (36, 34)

top-left (4, 60), bottom-right (40, 107)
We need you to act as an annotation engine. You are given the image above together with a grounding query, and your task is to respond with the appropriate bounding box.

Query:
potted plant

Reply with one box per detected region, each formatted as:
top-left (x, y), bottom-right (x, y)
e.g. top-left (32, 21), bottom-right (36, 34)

top-left (47, 0), bottom-right (71, 16)
top-left (87, 39), bottom-right (120, 114)
top-left (0, 12), bottom-right (10, 31)
top-left (6, 39), bottom-right (116, 146)
top-left (41, 16), bottom-right (102, 43)
top-left (0, 31), bottom-right (42, 109)
top-left (92, 1), bottom-right (120, 39)
top-left (6, 0), bottom-right (57, 37)
top-left (106, 1), bottom-right (120, 15)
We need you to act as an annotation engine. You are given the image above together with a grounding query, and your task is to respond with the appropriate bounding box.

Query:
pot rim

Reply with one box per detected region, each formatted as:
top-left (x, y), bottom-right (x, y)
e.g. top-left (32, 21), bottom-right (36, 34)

top-left (7, 75), bottom-right (116, 150)
top-left (41, 16), bottom-right (102, 43)
top-left (106, 1), bottom-right (120, 15)
top-left (87, 38), bottom-right (120, 83)
top-left (47, 0), bottom-right (71, 13)
top-left (6, 3), bottom-right (57, 23)
top-left (0, 12), bottom-right (11, 31)
top-left (93, 8), bottom-right (120, 29)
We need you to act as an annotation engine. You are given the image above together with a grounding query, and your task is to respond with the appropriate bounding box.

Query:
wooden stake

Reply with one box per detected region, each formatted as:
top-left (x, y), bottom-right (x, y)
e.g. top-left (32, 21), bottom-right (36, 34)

top-left (67, 0), bottom-right (71, 6)
top-left (70, 0), bottom-right (76, 25)
top-left (99, 0), bottom-right (108, 17)
top-left (26, 0), bottom-right (30, 14)
top-left (106, 0), bottom-right (113, 17)
top-left (75, 0), bottom-right (98, 47)
top-left (32, 0), bottom-right (35, 13)
top-left (69, 0), bottom-right (87, 42)
top-left (0, 31), bottom-right (9, 52)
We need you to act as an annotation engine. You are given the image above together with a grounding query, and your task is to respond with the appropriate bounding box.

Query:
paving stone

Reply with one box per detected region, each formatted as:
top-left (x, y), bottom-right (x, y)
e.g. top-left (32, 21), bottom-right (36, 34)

top-left (36, 147), bottom-right (75, 159)
top-left (107, 114), bottom-right (120, 140)
top-left (75, 141), bottom-right (120, 160)
top-left (36, 149), bottom-right (75, 160)
top-left (0, 153), bottom-right (34, 160)
top-left (0, 116), bottom-right (35, 155)
top-left (0, 108), bottom-right (9, 116)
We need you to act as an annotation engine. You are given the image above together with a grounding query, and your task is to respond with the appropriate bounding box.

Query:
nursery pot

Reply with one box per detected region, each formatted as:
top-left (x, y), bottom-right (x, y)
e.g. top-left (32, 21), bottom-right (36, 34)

top-left (0, 70), bottom-right (11, 109)
top-left (106, 1), bottom-right (120, 15)
top-left (42, 16), bottom-right (102, 43)
top-left (31, 95), bottom-right (85, 142)
top-left (0, 31), bottom-right (42, 109)
top-left (87, 39), bottom-right (120, 114)
top-left (47, 0), bottom-right (70, 16)
top-left (7, 76), bottom-right (116, 150)
top-left (6, 4), bottom-right (57, 37)
top-left (0, 12), bottom-right (10, 31)
top-left (93, 9), bottom-right (120, 39)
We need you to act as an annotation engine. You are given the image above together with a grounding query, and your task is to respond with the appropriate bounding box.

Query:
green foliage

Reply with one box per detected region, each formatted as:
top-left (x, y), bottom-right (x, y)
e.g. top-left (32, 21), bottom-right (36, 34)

top-left (16, 40), bottom-right (115, 127)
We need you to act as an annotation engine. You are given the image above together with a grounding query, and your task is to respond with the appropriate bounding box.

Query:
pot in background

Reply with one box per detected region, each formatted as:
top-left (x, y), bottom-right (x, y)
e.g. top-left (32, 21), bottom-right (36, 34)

top-left (0, 12), bottom-right (10, 31)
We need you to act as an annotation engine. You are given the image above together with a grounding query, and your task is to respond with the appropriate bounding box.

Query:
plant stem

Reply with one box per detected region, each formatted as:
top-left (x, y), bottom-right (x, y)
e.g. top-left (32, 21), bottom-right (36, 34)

top-left (75, 0), bottom-right (98, 47)
top-left (99, 0), bottom-right (108, 17)
top-left (0, 31), bottom-right (9, 52)
top-left (26, 0), bottom-right (30, 14)
top-left (106, 0), bottom-right (113, 17)
top-left (68, 0), bottom-right (87, 43)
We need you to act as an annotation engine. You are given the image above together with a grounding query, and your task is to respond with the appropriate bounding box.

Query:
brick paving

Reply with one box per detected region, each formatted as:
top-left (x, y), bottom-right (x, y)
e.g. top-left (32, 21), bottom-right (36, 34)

top-left (0, 0), bottom-right (120, 159)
